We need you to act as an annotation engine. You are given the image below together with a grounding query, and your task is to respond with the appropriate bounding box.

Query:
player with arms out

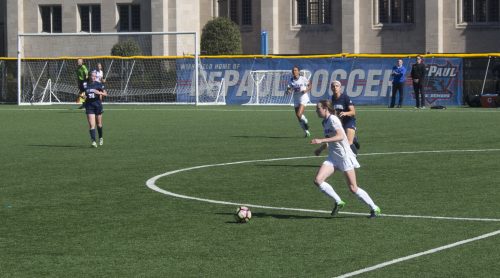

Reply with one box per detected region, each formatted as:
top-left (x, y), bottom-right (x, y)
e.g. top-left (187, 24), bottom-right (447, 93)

top-left (286, 65), bottom-right (312, 137)
top-left (311, 100), bottom-right (381, 218)
top-left (330, 80), bottom-right (360, 155)
top-left (82, 71), bottom-right (107, 148)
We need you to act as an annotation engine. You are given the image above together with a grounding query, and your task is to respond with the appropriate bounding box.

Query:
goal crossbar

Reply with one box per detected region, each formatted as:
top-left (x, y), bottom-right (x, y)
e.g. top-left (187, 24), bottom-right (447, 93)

top-left (17, 31), bottom-right (205, 105)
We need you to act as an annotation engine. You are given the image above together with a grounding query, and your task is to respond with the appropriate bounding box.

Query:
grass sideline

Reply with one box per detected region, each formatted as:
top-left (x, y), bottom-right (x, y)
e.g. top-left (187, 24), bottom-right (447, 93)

top-left (1, 105), bottom-right (499, 277)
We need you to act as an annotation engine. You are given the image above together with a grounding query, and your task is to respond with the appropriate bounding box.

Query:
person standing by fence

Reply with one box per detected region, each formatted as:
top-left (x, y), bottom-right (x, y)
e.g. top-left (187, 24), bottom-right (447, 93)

top-left (411, 56), bottom-right (427, 109)
top-left (389, 59), bottom-right (406, 108)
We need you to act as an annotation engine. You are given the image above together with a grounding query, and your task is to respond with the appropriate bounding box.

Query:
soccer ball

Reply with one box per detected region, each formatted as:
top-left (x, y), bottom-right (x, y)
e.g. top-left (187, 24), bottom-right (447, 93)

top-left (235, 206), bottom-right (252, 223)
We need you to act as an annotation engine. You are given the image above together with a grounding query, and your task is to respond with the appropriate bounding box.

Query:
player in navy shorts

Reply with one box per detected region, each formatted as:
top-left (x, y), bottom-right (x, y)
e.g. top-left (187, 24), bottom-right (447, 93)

top-left (83, 71), bottom-right (108, 148)
top-left (330, 80), bottom-right (360, 155)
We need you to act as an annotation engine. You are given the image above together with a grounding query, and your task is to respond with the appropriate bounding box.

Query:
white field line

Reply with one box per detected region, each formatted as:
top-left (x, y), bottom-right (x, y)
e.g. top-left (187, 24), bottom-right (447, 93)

top-left (2, 107), bottom-right (500, 113)
top-left (146, 149), bottom-right (500, 222)
top-left (333, 229), bottom-right (500, 278)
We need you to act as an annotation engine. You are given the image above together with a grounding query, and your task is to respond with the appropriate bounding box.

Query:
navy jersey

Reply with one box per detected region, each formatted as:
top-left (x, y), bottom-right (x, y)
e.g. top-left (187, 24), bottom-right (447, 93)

top-left (84, 82), bottom-right (104, 103)
top-left (332, 93), bottom-right (356, 129)
top-left (332, 93), bottom-right (355, 118)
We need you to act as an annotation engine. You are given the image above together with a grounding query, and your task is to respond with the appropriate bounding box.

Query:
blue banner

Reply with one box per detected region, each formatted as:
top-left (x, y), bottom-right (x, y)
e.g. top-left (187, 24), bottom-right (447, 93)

top-left (177, 57), bottom-right (463, 106)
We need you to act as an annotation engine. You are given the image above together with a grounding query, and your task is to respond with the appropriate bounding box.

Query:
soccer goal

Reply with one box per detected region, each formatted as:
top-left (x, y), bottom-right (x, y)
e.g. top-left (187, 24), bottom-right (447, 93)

top-left (17, 32), bottom-right (224, 105)
top-left (248, 70), bottom-right (312, 105)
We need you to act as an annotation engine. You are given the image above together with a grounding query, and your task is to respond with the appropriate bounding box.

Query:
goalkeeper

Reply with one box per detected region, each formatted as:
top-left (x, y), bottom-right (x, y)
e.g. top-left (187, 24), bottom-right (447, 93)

top-left (76, 58), bottom-right (89, 109)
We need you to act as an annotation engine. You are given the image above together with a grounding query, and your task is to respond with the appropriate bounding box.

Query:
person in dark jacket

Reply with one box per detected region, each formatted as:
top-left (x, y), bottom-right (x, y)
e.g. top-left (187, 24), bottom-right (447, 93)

top-left (411, 55), bottom-right (427, 109)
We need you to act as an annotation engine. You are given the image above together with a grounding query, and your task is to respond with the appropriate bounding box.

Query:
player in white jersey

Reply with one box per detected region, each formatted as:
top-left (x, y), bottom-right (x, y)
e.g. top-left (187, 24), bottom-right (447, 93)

top-left (94, 63), bottom-right (105, 83)
top-left (310, 100), bottom-right (381, 218)
top-left (286, 65), bottom-right (311, 137)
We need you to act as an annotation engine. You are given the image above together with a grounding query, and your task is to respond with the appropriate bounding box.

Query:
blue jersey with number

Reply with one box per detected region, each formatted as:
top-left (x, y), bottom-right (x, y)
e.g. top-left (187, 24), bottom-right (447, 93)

top-left (84, 82), bottom-right (104, 103)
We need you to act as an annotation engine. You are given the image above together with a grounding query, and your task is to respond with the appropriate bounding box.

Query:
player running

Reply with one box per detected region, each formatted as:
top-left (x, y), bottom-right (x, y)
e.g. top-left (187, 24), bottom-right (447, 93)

top-left (311, 99), bottom-right (381, 218)
top-left (286, 65), bottom-right (312, 137)
top-left (82, 71), bottom-right (107, 148)
top-left (330, 80), bottom-right (360, 155)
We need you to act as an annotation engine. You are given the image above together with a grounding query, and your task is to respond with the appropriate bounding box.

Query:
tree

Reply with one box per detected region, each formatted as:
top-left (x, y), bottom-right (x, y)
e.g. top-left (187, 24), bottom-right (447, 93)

top-left (111, 39), bottom-right (142, 57)
top-left (201, 17), bottom-right (242, 55)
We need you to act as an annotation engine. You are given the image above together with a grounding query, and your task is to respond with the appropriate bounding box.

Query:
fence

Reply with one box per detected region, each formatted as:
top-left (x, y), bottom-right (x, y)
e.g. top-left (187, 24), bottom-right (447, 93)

top-left (1, 55), bottom-right (499, 105)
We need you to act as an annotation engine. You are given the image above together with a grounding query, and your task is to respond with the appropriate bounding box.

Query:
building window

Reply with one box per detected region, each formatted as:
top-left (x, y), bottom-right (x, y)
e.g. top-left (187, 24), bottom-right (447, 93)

top-left (79, 5), bottom-right (101, 32)
top-left (118, 5), bottom-right (141, 31)
top-left (296, 0), bottom-right (331, 25)
top-left (461, 0), bottom-right (499, 24)
top-left (224, 0), bottom-right (252, 26)
top-left (376, 0), bottom-right (414, 24)
top-left (40, 5), bottom-right (62, 33)
top-left (230, 0), bottom-right (239, 24)
top-left (242, 0), bottom-right (252, 25)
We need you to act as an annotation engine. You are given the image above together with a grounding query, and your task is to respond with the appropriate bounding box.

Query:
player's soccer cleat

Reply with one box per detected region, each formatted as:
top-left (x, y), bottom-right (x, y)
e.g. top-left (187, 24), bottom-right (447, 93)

top-left (91, 141), bottom-right (98, 148)
top-left (368, 206), bottom-right (381, 218)
top-left (305, 130), bottom-right (311, 137)
top-left (99, 138), bottom-right (104, 146)
top-left (331, 200), bottom-right (346, 216)
top-left (354, 139), bottom-right (360, 150)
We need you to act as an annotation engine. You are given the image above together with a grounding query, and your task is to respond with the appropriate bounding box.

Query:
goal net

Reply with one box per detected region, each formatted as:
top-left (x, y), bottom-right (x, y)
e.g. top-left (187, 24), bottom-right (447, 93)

top-left (17, 32), bottom-right (224, 105)
top-left (248, 70), bottom-right (312, 105)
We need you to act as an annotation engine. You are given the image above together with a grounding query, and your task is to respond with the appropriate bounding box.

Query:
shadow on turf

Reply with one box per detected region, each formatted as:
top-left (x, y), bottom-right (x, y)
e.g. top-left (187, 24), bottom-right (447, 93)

top-left (218, 212), bottom-right (355, 222)
top-left (231, 135), bottom-right (298, 139)
top-left (28, 144), bottom-right (82, 148)
top-left (254, 164), bottom-right (317, 168)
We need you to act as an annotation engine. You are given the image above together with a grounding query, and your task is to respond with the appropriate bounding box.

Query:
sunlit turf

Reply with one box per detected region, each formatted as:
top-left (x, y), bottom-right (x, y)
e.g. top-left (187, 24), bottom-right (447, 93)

top-left (1, 105), bottom-right (499, 277)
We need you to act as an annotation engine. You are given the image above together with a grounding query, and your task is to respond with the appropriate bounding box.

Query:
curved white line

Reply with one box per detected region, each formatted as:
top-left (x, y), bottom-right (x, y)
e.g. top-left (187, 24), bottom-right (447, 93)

top-left (146, 149), bottom-right (500, 222)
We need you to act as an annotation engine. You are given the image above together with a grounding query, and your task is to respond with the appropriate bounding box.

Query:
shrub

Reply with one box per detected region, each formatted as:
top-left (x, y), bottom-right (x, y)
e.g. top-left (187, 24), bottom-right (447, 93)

top-left (111, 39), bottom-right (142, 57)
top-left (201, 17), bottom-right (242, 55)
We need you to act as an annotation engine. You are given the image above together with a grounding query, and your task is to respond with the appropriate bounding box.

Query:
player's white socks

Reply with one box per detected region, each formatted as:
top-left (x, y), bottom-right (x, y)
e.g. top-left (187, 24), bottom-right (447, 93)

top-left (319, 182), bottom-right (342, 204)
top-left (301, 114), bottom-right (308, 124)
top-left (354, 187), bottom-right (377, 210)
top-left (299, 115), bottom-right (309, 131)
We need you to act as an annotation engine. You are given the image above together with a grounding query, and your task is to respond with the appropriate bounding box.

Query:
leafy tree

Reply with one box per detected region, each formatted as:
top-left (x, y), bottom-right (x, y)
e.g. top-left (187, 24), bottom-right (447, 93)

top-left (201, 17), bottom-right (242, 55)
top-left (111, 39), bottom-right (142, 57)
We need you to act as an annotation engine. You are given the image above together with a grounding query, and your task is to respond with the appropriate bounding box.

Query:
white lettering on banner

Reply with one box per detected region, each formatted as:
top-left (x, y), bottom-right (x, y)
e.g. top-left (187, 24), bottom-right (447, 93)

top-left (214, 66), bottom-right (456, 99)
top-left (428, 66), bottom-right (457, 77)
top-left (224, 70), bottom-right (240, 96)
top-left (347, 69), bottom-right (364, 97)
top-left (311, 69), bottom-right (329, 97)
top-left (208, 71), bottom-right (223, 85)
top-left (214, 64), bottom-right (232, 70)
top-left (236, 70), bottom-right (252, 97)
top-left (365, 70), bottom-right (383, 97)
top-left (380, 70), bottom-right (393, 97)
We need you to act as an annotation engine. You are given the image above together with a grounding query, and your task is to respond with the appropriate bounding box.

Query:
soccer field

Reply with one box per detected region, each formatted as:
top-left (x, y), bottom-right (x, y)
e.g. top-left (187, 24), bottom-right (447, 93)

top-left (1, 105), bottom-right (499, 277)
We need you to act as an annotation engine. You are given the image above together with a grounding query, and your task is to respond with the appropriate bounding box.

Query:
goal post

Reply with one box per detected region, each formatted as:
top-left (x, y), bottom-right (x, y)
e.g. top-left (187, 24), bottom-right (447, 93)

top-left (248, 69), bottom-right (312, 105)
top-left (16, 31), bottom-right (224, 105)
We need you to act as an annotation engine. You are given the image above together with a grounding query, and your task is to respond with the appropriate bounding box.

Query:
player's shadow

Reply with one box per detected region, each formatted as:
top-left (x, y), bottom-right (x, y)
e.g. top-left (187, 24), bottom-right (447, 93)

top-left (28, 144), bottom-right (81, 148)
top-left (231, 135), bottom-right (298, 139)
top-left (255, 164), bottom-right (317, 168)
top-left (218, 212), bottom-right (354, 223)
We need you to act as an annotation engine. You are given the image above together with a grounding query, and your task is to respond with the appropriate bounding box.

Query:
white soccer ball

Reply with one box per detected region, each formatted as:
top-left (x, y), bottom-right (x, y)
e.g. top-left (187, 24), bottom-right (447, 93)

top-left (235, 206), bottom-right (252, 223)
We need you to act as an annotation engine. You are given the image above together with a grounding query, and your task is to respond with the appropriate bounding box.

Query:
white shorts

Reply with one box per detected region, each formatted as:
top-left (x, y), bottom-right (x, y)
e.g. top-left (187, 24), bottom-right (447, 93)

top-left (293, 92), bottom-right (310, 107)
top-left (323, 154), bottom-right (360, 172)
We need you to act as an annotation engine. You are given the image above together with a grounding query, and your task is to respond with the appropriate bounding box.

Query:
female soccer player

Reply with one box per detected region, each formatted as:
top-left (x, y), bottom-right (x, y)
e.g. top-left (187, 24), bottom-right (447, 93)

top-left (94, 63), bottom-right (106, 83)
top-left (287, 65), bottom-right (311, 137)
top-left (310, 100), bottom-right (381, 218)
top-left (83, 71), bottom-right (107, 148)
top-left (330, 80), bottom-right (360, 154)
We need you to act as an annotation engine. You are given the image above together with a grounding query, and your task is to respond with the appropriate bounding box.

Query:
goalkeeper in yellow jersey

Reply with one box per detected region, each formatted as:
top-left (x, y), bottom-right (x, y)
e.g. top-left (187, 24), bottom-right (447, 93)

top-left (76, 58), bottom-right (88, 109)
